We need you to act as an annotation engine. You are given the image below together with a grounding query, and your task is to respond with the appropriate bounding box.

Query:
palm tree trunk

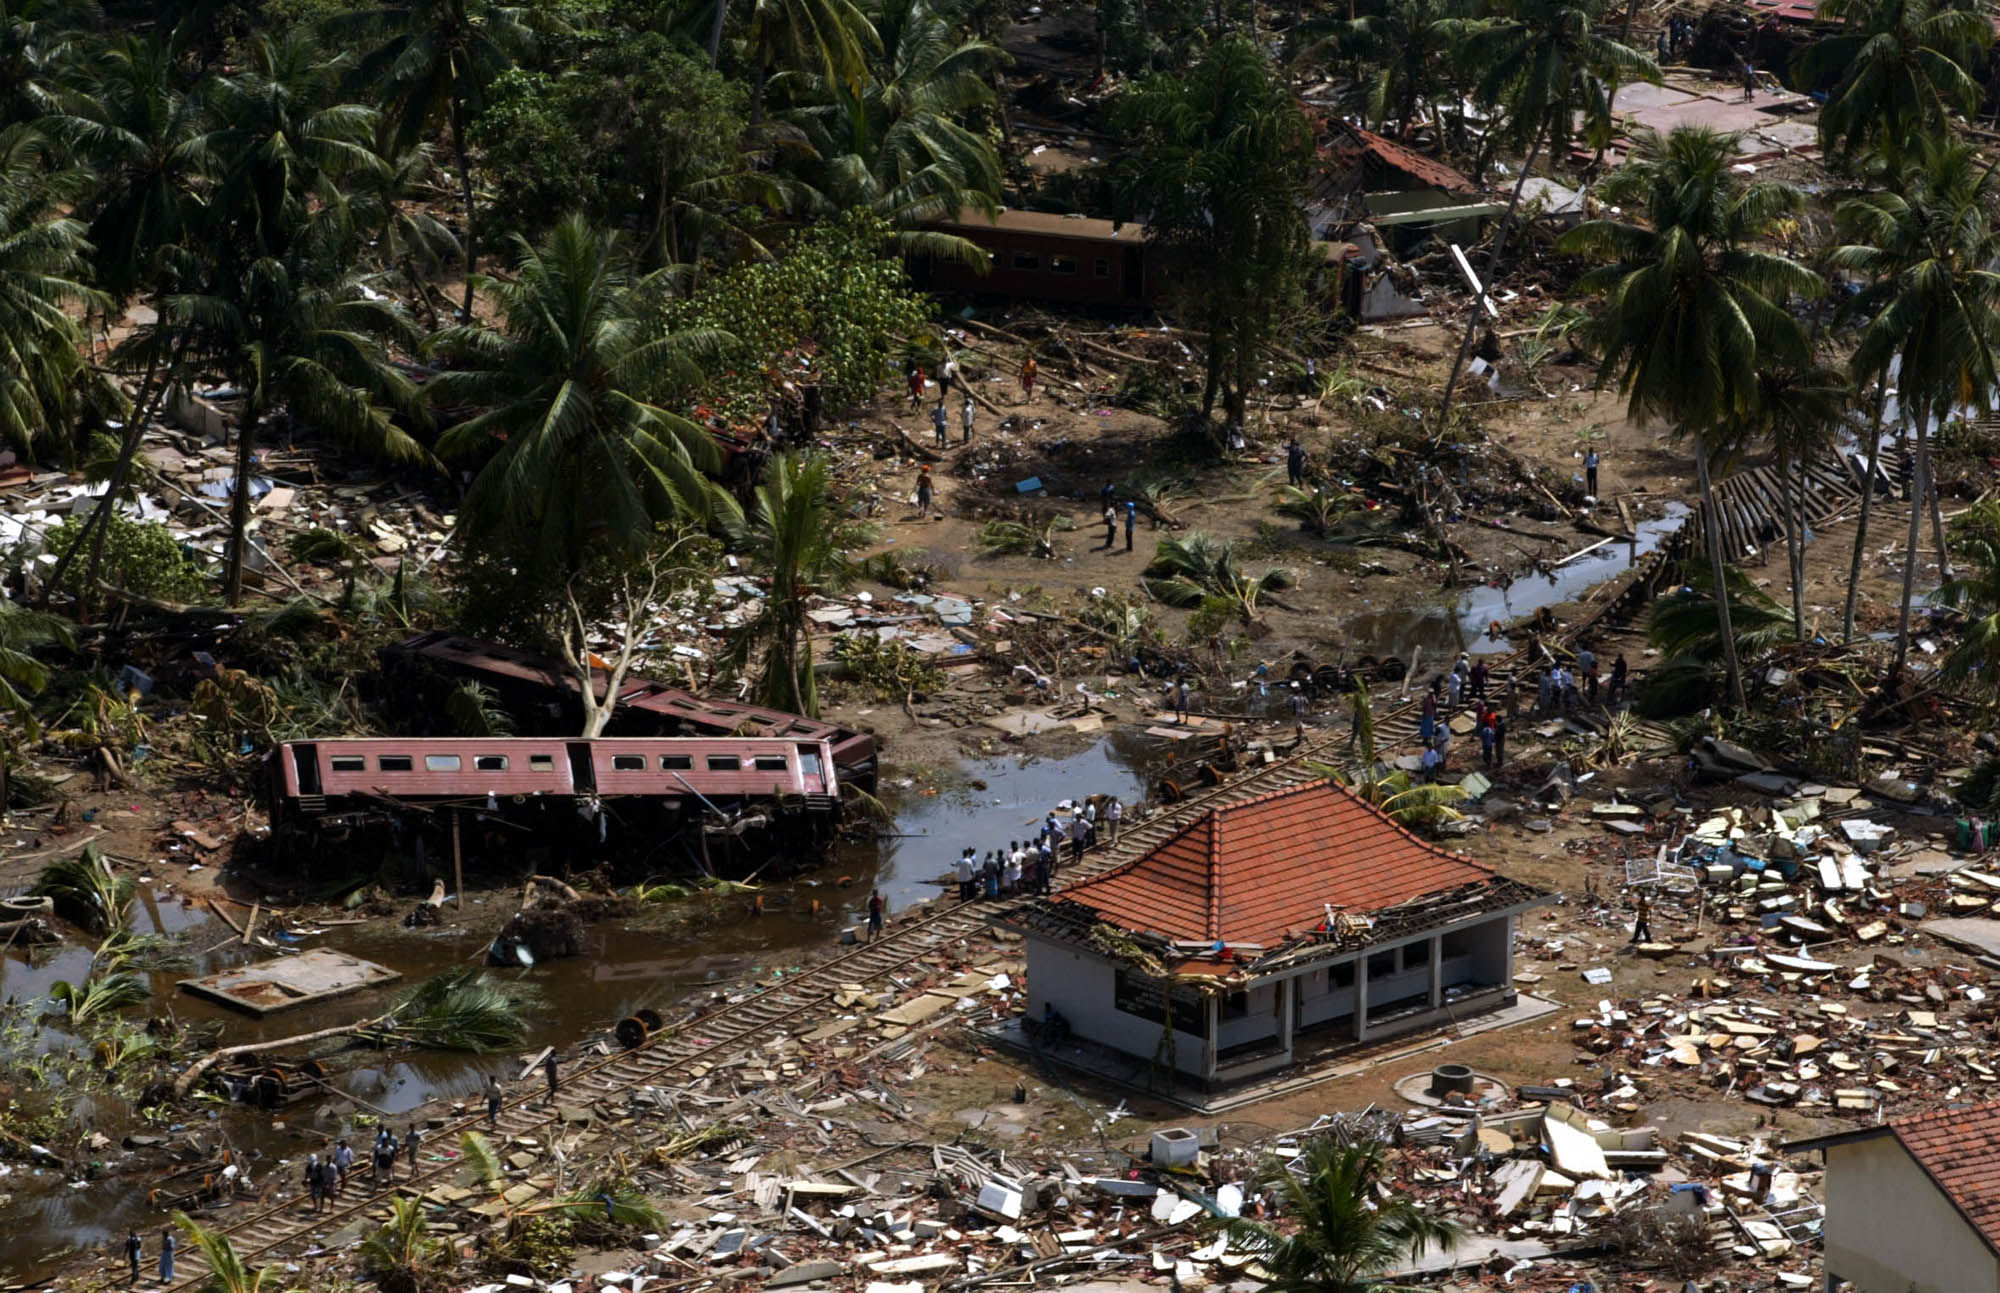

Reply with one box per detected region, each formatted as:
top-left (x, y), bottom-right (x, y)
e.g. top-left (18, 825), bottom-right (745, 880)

top-left (1892, 416), bottom-right (1927, 676)
top-left (452, 99), bottom-right (477, 321)
top-left (1782, 449), bottom-right (1804, 640)
top-left (1842, 377), bottom-right (1888, 641)
top-left (1696, 442), bottom-right (1747, 708)
top-left (707, 0), bottom-right (729, 66)
top-left (1789, 451), bottom-right (1808, 640)
top-left (1929, 424), bottom-right (1952, 582)
top-left (1438, 125), bottom-right (1545, 429)
top-left (224, 403), bottom-right (258, 608)
top-left (174, 1020), bottom-right (369, 1098)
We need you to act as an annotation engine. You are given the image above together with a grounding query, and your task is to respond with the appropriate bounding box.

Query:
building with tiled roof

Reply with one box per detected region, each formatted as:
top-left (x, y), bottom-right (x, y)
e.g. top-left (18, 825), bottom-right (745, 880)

top-left (1790, 1101), bottom-right (2000, 1292)
top-left (997, 779), bottom-right (1545, 1090)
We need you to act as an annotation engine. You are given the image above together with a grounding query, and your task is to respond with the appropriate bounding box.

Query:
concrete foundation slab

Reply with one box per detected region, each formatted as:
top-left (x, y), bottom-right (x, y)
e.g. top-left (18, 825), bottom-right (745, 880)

top-left (179, 947), bottom-right (402, 1016)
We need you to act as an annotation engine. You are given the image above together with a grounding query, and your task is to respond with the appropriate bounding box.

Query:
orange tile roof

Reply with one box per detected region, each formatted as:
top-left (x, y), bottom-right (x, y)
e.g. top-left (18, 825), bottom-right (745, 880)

top-left (1887, 1102), bottom-right (2000, 1251)
top-left (1327, 124), bottom-right (1479, 198)
top-left (1052, 779), bottom-right (1499, 946)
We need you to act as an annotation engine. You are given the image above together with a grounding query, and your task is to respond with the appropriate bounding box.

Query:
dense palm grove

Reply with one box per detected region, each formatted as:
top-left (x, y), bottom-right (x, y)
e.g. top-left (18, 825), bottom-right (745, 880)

top-left (0, 0), bottom-right (1994, 709)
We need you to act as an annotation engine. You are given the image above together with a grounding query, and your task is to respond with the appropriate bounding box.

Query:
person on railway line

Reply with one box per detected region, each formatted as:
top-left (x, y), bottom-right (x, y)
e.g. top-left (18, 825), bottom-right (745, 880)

top-left (405, 1124), bottom-right (422, 1178)
top-left (954, 849), bottom-right (976, 901)
top-left (1106, 796), bottom-right (1122, 844)
top-left (157, 1228), bottom-right (174, 1284)
top-left (333, 1139), bottom-right (353, 1194)
top-left (125, 1229), bottom-right (141, 1284)
top-left (544, 1052), bottom-right (561, 1102)
top-left (306, 1153), bottom-right (325, 1212)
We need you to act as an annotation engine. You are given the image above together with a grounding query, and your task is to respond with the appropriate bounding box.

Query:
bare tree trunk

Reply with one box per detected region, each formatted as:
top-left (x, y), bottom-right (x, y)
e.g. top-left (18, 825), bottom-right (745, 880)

top-left (1696, 442), bottom-right (1747, 708)
top-left (224, 403), bottom-right (258, 608)
top-left (1842, 378), bottom-right (1888, 641)
top-left (1438, 126), bottom-right (1546, 429)
top-left (175, 1021), bottom-right (368, 1098)
top-left (1788, 451), bottom-right (1808, 640)
top-left (1892, 415), bottom-right (1928, 676)
top-left (40, 347), bottom-right (176, 614)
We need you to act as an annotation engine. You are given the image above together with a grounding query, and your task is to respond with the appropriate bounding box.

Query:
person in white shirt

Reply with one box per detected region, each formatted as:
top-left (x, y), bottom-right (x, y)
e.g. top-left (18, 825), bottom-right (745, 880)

top-left (954, 850), bottom-right (976, 901)
top-left (1106, 797), bottom-right (1123, 844)
top-left (1003, 853), bottom-right (1022, 895)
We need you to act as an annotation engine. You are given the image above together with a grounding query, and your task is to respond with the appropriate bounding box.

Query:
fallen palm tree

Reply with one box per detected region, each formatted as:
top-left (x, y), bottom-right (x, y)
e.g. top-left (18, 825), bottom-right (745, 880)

top-left (172, 967), bottom-right (533, 1097)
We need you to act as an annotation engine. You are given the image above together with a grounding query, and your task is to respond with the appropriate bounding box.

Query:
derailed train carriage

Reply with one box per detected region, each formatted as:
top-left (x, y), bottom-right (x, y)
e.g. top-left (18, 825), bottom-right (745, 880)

top-left (265, 735), bottom-right (842, 872)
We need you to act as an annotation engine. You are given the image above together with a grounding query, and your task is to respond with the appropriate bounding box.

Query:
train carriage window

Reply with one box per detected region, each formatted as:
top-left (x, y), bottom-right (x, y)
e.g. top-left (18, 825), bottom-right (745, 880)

top-left (378, 755), bottom-right (413, 772)
top-left (753, 754), bottom-right (789, 771)
top-left (706, 755), bottom-right (741, 771)
top-left (424, 754), bottom-right (461, 772)
top-left (611, 755), bottom-right (646, 771)
top-left (661, 755), bottom-right (694, 770)
top-left (529, 754), bottom-right (554, 771)
top-left (1010, 251), bottom-right (1040, 271)
top-left (1049, 254), bottom-right (1077, 275)
top-left (1094, 258), bottom-right (1110, 278)
top-left (474, 755), bottom-right (509, 771)
top-left (329, 756), bottom-right (366, 772)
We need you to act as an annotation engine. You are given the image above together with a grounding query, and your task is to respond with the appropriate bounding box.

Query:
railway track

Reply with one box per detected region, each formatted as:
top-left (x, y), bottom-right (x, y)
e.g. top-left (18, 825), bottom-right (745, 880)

top-left (149, 535), bottom-right (1705, 1286)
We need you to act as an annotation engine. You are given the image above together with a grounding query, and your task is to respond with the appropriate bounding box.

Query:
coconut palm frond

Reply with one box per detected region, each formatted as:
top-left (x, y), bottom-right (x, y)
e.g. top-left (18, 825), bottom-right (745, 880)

top-left (376, 968), bottom-right (535, 1051)
top-left (30, 844), bottom-right (134, 935)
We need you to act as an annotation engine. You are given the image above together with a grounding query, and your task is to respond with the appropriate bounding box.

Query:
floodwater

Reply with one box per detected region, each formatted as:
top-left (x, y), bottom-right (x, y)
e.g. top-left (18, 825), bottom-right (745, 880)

top-left (1339, 503), bottom-right (1690, 666)
top-left (0, 731), bottom-right (1155, 1278)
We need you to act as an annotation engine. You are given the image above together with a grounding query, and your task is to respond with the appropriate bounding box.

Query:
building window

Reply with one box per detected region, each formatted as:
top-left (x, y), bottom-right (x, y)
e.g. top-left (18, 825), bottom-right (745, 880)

top-left (1011, 251), bottom-right (1040, 271)
top-left (611, 755), bottom-right (645, 771)
top-left (662, 755), bottom-right (694, 770)
top-left (529, 754), bottom-right (554, 771)
top-left (1049, 254), bottom-right (1078, 275)
top-left (1330, 961), bottom-right (1355, 988)
top-left (1404, 940), bottom-right (1432, 967)
top-left (1367, 950), bottom-right (1397, 978)
top-left (329, 756), bottom-right (365, 772)
top-left (378, 756), bottom-right (413, 772)
top-left (1442, 927), bottom-right (1476, 958)
top-left (1094, 258), bottom-right (1110, 278)
top-left (707, 755), bottom-right (742, 771)
top-left (1114, 968), bottom-right (1212, 1038)
top-left (1221, 991), bottom-right (1250, 1020)
top-left (475, 755), bottom-right (509, 771)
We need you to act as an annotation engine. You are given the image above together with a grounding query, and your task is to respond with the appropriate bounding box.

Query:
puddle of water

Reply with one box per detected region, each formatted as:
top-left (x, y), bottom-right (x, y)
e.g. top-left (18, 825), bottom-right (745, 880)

top-left (1340, 503), bottom-right (1690, 665)
top-left (0, 734), bottom-right (1156, 1278)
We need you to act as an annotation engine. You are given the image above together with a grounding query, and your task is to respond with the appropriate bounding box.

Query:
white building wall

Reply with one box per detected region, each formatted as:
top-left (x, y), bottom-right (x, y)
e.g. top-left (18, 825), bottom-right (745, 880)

top-left (1823, 1137), bottom-right (2000, 1293)
top-left (1022, 933), bottom-right (1209, 1077)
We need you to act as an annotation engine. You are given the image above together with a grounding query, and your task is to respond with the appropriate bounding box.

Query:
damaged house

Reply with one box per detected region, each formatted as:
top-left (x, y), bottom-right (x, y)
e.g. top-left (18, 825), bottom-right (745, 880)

top-left (999, 779), bottom-right (1546, 1091)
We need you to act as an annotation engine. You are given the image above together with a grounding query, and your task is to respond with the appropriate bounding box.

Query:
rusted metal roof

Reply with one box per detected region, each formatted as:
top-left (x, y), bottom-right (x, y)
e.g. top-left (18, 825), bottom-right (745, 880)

top-left (1327, 124), bottom-right (1479, 198)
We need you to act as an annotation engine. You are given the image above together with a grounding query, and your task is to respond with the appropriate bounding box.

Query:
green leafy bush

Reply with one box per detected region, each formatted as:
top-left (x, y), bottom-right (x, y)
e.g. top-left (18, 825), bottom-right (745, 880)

top-left (45, 514), bottom-right (206, 603)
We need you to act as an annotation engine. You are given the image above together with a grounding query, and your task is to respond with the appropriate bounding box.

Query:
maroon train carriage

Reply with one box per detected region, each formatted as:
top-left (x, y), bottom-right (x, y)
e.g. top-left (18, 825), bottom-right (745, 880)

top-left (382, 631), bottom-right (878, 791)
top-left (268, 736), bottom-right (840, 835)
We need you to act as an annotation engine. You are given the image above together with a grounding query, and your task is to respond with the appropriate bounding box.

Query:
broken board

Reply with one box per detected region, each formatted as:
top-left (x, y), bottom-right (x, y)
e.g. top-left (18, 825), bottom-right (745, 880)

top-left (179, 947), bottom-right (402, 1017)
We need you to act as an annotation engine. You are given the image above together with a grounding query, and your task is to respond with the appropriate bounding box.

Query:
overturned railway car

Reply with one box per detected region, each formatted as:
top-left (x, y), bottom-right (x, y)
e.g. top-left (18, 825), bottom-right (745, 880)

top-left (267, 736), bottom-right (842, 872)
top-left (382, 632), bottom-right (878, 791)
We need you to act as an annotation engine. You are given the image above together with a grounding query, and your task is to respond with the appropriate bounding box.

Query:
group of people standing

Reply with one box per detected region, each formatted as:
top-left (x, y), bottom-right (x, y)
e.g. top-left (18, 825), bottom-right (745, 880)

top-left (951, 797), bottom-right (1122, 902)
top-left (299, 1125), bottom-right (425, 1213)
top-left (1412, 643), bottom-right (1625, 780)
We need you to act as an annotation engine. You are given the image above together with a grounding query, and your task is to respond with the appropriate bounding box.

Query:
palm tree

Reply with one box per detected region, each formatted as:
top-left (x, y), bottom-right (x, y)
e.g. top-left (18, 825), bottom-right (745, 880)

top-left (1298, 0), bottom-right (1470, 138)
top-left (1743, 365), bottom-right (1850, 639)
top-left (425, 215), bottom-right (736, 580)
top-left (1794, 0), bottom-right (1991, 166)
top-left (1558, 125), bottom-right (1821, 707)
top-left (1142, 532), bottom-right (1294, 626)
top-left (740, 0), bottom-right (879, 122)
top-left (1436, 0), bottom-right (1656, 420)
top-left (1830, 136), bottom-right (2000, 673)
top-left (1309, 685), bottom-right (1468, 830)
top-left (360, 1196), bottom-right (453, 1293)
top-left (0, 0), bottom-right (93, 131)
top-left (0, 123), bottom-right (107, 461)
top-left (196, 31), bottom-right (384, 261)
top-left (48, 32), bottom-right (209, 611)
top-left (789, 0), bottom-right (1003, 263)
top-left (324, 0), bottom-right (534, 318)
top-left (169, 250), bottom-right (427, 605)
top-left (175, 1214), bottom-right (284, 1293)
top-left (0, 599), bottom-right (72, 734)
top-left (348, 143), bottom-right (462, 320)
top-left (1938, 500), bottom-right (2000, 700)
top-left (1223, 1139), bottom-right (1461, 1291)
top-left (725, 452), bottom-right (871, 717)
